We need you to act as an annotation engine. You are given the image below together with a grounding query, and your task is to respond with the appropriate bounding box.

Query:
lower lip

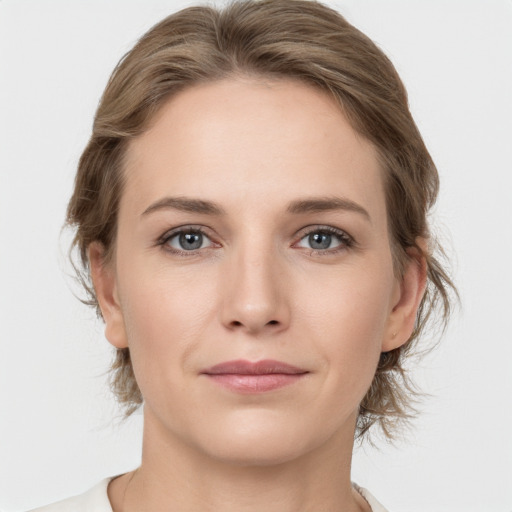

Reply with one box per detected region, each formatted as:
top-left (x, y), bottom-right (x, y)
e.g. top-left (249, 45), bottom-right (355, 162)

top-left (205, 373), bottom-right (306, 393)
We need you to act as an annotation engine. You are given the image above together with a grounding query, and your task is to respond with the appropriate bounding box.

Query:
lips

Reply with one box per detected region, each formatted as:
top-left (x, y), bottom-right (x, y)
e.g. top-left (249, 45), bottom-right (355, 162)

top-left (203, 359), bottom-right (307, 375)
top-left (201, 359), bottom-right (308, 393)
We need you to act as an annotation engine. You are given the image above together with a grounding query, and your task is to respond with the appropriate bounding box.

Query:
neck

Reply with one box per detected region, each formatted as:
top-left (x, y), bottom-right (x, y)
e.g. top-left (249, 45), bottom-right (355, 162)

top-left (109, 408), bottom-right (370, 512)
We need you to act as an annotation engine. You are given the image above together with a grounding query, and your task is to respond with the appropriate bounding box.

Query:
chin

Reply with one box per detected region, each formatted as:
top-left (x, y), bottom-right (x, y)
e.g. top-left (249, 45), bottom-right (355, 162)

top-left (192, 412), bottom-right (331, 467)
top-left (204, 437), bottom-right (309, 468)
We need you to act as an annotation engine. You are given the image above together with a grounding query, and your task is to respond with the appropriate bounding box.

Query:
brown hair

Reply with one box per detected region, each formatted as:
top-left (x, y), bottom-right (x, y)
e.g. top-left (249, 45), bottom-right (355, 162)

top-left (67, 0), bottom-right (456, 441)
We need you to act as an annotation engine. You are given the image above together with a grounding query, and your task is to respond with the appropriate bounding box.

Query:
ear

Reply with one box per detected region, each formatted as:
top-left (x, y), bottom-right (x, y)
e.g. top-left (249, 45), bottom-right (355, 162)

top-left (88, 242), bottom-right (128, 349)
top-left (382, 243), bottom-right (427, 352)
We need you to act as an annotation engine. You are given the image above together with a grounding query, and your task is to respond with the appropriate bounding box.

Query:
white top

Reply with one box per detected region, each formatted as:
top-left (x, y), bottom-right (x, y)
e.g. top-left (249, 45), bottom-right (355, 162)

top-left (28, 478), bottom-right (389, 512)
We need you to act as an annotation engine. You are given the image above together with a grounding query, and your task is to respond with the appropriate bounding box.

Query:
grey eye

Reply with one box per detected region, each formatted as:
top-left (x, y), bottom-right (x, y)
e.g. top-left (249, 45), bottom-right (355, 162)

top-left (167, 231), bottom-right (212, 251)
top-left (297, 230), bottom-right (344, 251)
top-left (179, 232), bottom-right (203, 250)
top-left (308, 232), bottom-right (333, 250)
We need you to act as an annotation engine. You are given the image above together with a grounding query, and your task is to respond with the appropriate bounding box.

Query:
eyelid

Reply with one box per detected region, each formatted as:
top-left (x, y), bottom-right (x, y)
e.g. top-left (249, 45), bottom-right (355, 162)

top-left (156, 223), bottom-right (355, 257)
top-left (293, 225), bottom-right (355, 253)
top-left (157, 225), bottom-right (220, 256)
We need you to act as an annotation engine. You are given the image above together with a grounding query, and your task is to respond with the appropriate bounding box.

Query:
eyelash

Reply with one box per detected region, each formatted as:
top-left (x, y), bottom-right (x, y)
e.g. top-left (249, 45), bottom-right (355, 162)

top-left (296, 225), bottom-right (354, 256)
top-left (157, 226), bottom-right (216, 257)
top-left (157, 225), bottom-right (355, 257)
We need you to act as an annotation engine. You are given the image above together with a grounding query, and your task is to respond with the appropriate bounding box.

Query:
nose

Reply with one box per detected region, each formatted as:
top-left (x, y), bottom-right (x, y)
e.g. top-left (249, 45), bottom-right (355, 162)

top-left (219, 241), bottom-right (290, 335)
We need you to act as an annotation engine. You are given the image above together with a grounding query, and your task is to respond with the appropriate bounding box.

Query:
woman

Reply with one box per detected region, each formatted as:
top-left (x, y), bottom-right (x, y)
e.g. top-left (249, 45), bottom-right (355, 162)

top-left (30, 1), bottom-right (454, 510)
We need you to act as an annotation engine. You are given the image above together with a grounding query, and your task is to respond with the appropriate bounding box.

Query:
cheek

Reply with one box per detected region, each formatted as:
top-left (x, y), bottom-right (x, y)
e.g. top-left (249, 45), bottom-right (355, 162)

top-left (300, 259), bottom-right (393, 332)
top-left (297, 260), bottom-right (394, 384)
top-left (117, 263), bottom-right (219, 391)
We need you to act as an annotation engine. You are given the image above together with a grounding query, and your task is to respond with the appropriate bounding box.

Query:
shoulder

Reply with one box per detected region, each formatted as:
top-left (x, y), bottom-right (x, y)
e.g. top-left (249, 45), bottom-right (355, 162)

top-left (27, 478), bottom-right (113, 512)
top-left (353, 483), bottom-right (390, 512)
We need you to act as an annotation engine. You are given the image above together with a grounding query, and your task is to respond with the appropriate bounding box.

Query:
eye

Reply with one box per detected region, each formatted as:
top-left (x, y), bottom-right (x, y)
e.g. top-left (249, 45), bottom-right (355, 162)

top-left (295, 227), bottom-right (353, 253)
top-left (161, 228), bottom-right (215, 254)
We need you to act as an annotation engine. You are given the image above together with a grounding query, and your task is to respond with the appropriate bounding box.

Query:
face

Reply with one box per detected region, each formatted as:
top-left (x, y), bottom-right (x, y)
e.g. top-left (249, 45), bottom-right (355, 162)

top-left (92, 78), bottom-right (422, 466)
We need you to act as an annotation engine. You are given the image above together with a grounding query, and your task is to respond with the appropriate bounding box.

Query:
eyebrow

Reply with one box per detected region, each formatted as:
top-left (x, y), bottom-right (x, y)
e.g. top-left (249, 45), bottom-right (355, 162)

top-left (141, 195), bottom-right (370, 221)
top-left (142, 197), bottom-right (226, 216)
top-left (286, 196), bottom-right (371, 221)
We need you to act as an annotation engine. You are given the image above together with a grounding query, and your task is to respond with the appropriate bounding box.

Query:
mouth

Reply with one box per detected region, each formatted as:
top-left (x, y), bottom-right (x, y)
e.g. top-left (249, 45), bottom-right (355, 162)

top-left (200, 359), bottom-right (309, 393)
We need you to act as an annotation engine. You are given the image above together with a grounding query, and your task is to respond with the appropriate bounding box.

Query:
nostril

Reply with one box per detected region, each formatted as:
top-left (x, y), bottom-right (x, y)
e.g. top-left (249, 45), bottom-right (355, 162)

top-left (229, 319), bottom-right (279, 329)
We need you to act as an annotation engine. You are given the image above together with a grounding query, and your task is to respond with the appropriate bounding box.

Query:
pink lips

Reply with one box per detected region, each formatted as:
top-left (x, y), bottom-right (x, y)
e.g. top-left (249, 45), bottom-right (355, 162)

top-left (201, 359), bottom-right (308, 393)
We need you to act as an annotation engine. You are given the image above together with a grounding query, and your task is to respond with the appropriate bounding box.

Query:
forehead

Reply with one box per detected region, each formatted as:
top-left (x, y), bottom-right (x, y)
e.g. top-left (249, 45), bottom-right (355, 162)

top-left (122, 78), bottom-right (385, 221)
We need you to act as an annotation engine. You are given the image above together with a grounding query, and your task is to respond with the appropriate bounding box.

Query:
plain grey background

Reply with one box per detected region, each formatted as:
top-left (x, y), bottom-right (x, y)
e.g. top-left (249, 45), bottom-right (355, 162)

top-left (1, 1), bottom-right (511, 511)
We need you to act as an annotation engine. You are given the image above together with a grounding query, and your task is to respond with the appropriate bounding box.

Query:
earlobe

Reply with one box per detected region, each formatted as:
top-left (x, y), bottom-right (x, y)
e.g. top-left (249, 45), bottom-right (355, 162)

top-left (88, 242), bottom-right (128, 349)
top-left (382, 245), bottom-right (427, 352)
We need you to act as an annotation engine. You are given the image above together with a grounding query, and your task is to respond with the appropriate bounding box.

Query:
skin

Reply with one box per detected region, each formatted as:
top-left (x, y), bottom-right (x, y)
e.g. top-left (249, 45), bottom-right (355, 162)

top-left (90, 78), bottom-right (426, 511)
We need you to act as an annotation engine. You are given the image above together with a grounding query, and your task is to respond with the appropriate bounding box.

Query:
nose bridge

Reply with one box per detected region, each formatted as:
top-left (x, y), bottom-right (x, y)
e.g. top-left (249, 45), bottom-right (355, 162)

top-left (220, 231), bottom-right (289, 334)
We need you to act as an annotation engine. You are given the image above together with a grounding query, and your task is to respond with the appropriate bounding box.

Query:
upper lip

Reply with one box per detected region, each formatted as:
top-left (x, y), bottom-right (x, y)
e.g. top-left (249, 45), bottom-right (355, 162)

top-left (202, 359), bottom-right (308, 375)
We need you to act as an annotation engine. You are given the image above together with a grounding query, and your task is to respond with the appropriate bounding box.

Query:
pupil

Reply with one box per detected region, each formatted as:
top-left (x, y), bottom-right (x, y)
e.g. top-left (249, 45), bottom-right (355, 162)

top-left (179, 232), bottom-right (202, 250)
top-left (309, 232), bottom-right (331, 250)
